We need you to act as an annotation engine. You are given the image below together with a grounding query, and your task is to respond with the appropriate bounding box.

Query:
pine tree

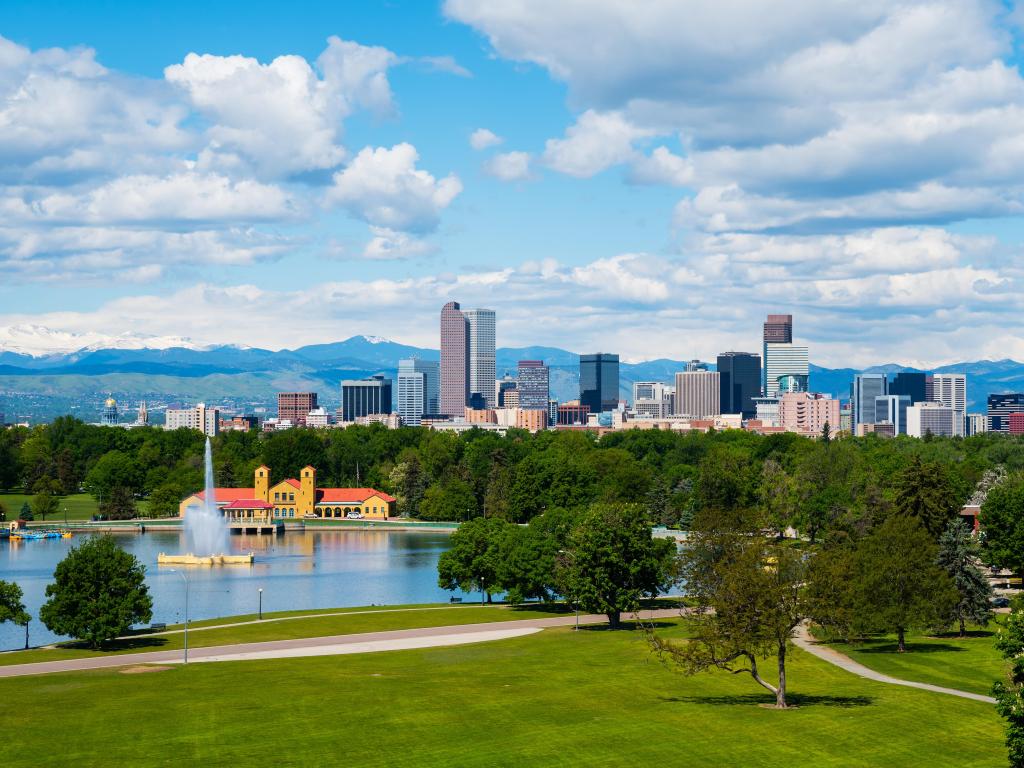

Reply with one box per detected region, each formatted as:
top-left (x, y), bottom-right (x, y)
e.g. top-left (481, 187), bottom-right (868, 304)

top-left (937, 518), bottom-right (993, 637)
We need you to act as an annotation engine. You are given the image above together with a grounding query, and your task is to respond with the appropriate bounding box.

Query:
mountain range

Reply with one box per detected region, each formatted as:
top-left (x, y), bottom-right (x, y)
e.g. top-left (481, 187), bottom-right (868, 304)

top-left (2, 333), bottom-right (1023, 422)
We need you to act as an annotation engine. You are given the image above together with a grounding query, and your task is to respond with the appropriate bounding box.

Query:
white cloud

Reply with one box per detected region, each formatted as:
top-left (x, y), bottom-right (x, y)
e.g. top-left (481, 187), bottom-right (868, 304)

top-left (569, 254), bottom-right (669, 302)
top-left (326, 143), bottom-right (462, 232)
top-left (469, 128), bottom-right (502, 150)
top-left (629, 146), bottom-right (692, 186)
top-left (484, 151), bottom-right (532, 181)
top-left (542, 110), bottom-right (654, 177)
top-left (362, 227), bottom-right (437, 260)
top-left (418, 55), bottom-right (472, 78)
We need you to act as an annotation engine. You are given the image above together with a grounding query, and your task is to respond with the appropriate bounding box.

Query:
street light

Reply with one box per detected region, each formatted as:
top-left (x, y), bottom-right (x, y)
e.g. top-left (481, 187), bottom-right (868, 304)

top-left (63, 506), bottom-right (67, 527)
top-left (258, 588), bottom-right (263, 620)
top-left (481, 576), bottom-right (486, 606)
top-left (168, 569), bottom-right (190, 664)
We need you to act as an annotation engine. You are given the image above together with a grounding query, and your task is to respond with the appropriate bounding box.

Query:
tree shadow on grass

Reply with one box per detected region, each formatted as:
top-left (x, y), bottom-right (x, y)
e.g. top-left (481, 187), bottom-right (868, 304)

top-left (663, 692), bottom-right (874, 708)
top-left (929, 630), bottom-right (995, 640)
top-left (576, 621), bottom-right (676, 632)
top-left (57, 637), bottom-right (169, 653)
top-left (856, 643), bottom-right (965, 654)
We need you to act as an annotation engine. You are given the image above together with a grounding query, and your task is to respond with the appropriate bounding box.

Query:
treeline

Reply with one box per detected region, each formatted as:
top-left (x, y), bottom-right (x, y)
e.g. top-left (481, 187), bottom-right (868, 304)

top-left (5, 417), bottom-right (1024, 525)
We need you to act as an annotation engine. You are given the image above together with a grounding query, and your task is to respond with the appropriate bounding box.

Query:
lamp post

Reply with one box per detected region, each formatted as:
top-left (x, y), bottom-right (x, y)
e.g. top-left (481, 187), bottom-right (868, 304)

top-left (169, 569), bottom-right (189, 664)
top-left (481, 577), bottom-right (486, 606)
top-left (63, 506), bottom-right (67, 527)
top-left (258, 588), bottom-right (263, 620)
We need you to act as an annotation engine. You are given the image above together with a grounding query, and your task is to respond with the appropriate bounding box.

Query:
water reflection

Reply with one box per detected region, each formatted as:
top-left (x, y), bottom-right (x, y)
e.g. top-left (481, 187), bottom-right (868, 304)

top-left (0, 530), bottom-right (461, 650)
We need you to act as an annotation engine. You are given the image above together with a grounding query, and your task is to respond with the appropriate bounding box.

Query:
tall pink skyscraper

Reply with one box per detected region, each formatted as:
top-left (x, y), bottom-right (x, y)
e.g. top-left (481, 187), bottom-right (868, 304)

top-left (440, 301), bottom-right (469, 416)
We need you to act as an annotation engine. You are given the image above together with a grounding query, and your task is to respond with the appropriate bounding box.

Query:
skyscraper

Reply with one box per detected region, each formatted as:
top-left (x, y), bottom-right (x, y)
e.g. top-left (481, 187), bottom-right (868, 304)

top-left (988, 393), bottom-right (1024, 432)
top-left (889, 372), bottom-right (927, 404)
top-left (761, 314), bottom-right (808, 398)
top-left (464, 308), bottom-right (496, 409)
top-left (341, 375), bottom-right (392, 421)
top-left (875, 394), bottom-right (911, 434)
top-left (852, 373), bottom-right (888, 427)
top-left (397, 358), bottom-right (440, 426)
top-left (278, 392), bottom-right (318, 426)
top-left (932, 373), bottom-right (966, 412)
top-left (580, 353), bottom-right (620, 413)
top-left (717, 352), bottom-right (761, 418)
top-left (439, 301), bottom-right (469, 416)
top-left (674, 371), bottom-right (721, 418)
top-left (517, 360), bottom-right (549, 410)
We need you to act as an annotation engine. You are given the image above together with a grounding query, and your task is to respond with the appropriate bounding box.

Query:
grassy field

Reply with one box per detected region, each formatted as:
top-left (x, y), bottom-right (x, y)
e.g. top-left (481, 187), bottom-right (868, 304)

top-left (0, 618), bottom-right (1004, 767)
top-left (0, 603), bottom-right (585, 666)
top-left (827, 626), bottom-right (1009, 697)
top-left (0, 491), bottom-right (151, 521)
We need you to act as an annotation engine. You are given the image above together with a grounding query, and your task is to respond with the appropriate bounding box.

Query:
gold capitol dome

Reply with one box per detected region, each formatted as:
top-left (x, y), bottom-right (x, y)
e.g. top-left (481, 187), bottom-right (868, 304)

top-left (104, 395), bottom-right (117, 408)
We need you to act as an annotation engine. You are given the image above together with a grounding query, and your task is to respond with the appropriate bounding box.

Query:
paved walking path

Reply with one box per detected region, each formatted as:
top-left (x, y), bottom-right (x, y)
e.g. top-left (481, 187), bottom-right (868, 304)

top-left (792, 624), bottom-right (996, 704)
top-left (0, 608), bottom-right (682, 678)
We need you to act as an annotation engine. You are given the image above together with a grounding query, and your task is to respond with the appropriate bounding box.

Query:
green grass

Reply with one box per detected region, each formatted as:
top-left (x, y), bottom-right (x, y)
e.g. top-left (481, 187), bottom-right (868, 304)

top-left (0, 603), bottom-right (580, 666)
top-left (826, 625), bottom-right (1009, 697)
top-left (0, 619), bottom-right (1004, 767)
top-left (0, 491), bottom-right (150, 521)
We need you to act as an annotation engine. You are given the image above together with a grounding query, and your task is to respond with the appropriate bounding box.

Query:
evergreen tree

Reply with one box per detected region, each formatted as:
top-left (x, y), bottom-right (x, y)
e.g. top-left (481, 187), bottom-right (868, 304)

top-left (893, 456), bottom-right (958, 537)
top-left (936, 519), bottom-right (993, 637)
top-left (18, 502), bottom-right (32, 521)
top-left (100, 486), bottom-right (137, 520)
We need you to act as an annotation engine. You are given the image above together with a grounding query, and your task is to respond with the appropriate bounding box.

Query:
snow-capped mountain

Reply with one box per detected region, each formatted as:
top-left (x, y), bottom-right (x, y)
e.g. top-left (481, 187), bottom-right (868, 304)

top-left (0, 324), bottom-right (204, 357)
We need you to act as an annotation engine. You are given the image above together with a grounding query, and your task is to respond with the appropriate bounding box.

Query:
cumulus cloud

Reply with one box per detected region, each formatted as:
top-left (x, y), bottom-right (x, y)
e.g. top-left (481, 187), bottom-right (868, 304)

top-left (542, 110), bottom-right (653, 177)
top-left (325, 143), bottom-right (462, 232)
top-left (469, 128), bottom-right (502, 150)
top-left (362, 227), bottom-right (437, 260)
top-left (484, 151), bottom-right (532, 181)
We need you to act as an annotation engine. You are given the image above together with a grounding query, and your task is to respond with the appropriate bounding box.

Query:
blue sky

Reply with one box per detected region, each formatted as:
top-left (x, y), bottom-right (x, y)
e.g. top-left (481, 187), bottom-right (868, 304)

top-left (2, 0), bottom-right (1024, 366)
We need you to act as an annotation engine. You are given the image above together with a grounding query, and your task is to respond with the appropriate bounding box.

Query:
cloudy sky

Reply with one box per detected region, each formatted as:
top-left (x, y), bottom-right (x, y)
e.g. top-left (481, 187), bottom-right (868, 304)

top-left (2, 0), bottom-right (1024, 366)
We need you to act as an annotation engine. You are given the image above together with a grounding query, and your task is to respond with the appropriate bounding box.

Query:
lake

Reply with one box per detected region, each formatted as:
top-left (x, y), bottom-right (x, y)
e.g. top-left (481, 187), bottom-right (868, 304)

top-left (0, 529), bottom-right (466, 651)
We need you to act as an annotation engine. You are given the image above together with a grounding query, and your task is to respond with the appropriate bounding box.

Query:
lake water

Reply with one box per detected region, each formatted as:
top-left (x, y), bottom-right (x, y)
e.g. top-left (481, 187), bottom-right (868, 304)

top-left (0, 529), bottom-right (466, 651)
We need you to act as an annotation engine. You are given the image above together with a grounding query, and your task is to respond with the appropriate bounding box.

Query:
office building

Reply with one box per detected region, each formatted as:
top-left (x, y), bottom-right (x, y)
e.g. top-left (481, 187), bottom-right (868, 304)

top-left (548, 398), bottom-right (558, 426)
top-left (580, 353), bottom-right (620, 413)
top-left (516, 408), bottom-right (549, 432)
top-left (932, 373), bottom-right (966, 412)
top-left (907, 402), bottom-right (961, 438)
top-left (397, 358), bottom-right (440, 427)
top-left (988, 393), bottom-right (1024, 432)
top-left (305, 408), bottom-right (331, 428)
top-left (502, 388), bottom-right (520, 409)
top-left (341, 375), bottom-right (392, 421)
top-left (753, 396), bottom-right (780, 427)
top-left (763, 343), bottom-right (809, 398)
top-left (890, 372), bottom-right (927, 404)
top-left (464, 308), bottom-right (496, 409)
top-left (967, 413), bottom-right (989, 436)
top-left (166, 403), bottom-right (220, 437)
top-left (557, 402), bottom-right (590, 425)
top-left (852, 373), bottom-right (888, 427)
top-left (517, 360), bottom-right (550, 410)
top-left (763, 314), bottom-right (793, 344)
top-left (495, 374), bottom-right (517, 407)
top-left (632, 381), bottom-right (674, 419)
top-left (778, 392), bottom-right (840, 436)
top-left (277, 392), bottom-right (318, 427)
top-left (875, 394), bottom-right (911, 435)
top-left (717, 352), bottom-right (761, 418)
top-left (684, 360), bottom-right (709, 372)
top-left (674, 371), bottom-right (721, 418)
top-left (440, 301), bottom-right (469, 416)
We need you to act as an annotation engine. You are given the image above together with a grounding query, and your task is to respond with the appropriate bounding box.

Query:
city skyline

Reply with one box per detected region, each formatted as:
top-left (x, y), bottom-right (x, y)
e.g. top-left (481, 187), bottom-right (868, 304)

top-left (3, 1), bottom-right (1024, 368)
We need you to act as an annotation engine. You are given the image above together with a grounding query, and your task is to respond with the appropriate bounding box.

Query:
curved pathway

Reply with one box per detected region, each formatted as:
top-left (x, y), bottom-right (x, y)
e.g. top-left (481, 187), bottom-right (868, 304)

top-left (792, 624), bottom-right (996, 704)
top-left (0, 608), bottom-right (682, 678)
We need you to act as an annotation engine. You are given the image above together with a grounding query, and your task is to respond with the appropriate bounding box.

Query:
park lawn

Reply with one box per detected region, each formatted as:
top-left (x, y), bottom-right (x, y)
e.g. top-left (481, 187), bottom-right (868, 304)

top-left (0, 491), bottom-right (150, 521)
top-left (0, 620), bottom-right (1004, 768)
top-left (827, 626), bottom-right (1009, 697)
top-left (0, 602), bottom-right (583, 666)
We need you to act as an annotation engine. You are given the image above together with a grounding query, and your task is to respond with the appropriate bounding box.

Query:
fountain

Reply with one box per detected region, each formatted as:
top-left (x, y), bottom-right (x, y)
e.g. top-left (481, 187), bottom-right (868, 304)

top-left (158, 438), bottom-right (254, 566)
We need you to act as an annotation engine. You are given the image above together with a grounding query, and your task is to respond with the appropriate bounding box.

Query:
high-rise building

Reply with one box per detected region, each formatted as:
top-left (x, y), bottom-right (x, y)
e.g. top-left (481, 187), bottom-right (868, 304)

top-left (875, 394), bottom-right (911, 435)
top-left (440, 301), bottom-right (469, 416)
top-left (717, 352), bottom-right (761, 418)
top-left (517, 360), bottom-right (549, 410)
top-left (580, 353), bottom-right (620, 413)
top-left (166, 403), bottom-right (219, 437)
top-left (761, 314), bottom-right (809, 398)
top-left (632, 381), bottom-right (674, 418)
top-left (684, 360), bottom-right (709, 372)
top-left (932, 373), bottom-right (966, 435)
top-left (763, 314), bottom-right (793, 344)
top-left (397, 358), bottom-right (440, 426)
top-left (852, 373), bottom-right (888, 427)
top-left (778, 392), bottom-right (840, 435)
top-left (495, 374), bottom-right (517, 407)
top-left (674, 371), bottom-right (721, 418)
top-left (907, 402), bottom-right (961, 438)
top-left (967, 413), bottom-right (990, 436)
top-left (988, 393), bottom-right (1024, 433)
top-left (890, 372), bottom-right (927, 404)
top-left (464, 308), bottom-right (496, 409)
top-left (341, 375), bottom-right (392, 421)
top-left (278, 392), bottom-right (318, 427)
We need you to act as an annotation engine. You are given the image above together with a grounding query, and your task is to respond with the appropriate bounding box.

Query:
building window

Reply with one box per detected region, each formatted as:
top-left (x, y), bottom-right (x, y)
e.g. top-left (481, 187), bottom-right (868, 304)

top-left (274, 492), bottom-right (279, 501)
top-left (289, 493), bottom-right (295, 502)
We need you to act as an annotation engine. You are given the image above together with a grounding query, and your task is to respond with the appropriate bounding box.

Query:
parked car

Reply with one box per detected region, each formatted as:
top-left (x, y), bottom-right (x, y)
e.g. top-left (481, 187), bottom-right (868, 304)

top-left (345, 511), bottom-right (363, 519)
top-left (991, 596), bottom-right (1011, 608)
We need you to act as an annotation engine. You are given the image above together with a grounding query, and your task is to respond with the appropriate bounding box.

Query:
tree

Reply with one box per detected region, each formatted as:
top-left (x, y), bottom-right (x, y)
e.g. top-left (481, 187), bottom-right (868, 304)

top-left (804, 543), bottom-right (857, 642)
top-left (852, 516), bottom-right (958, 651)
top-left (437, 517), bottom-right (512, 601)
top-left (32, 491), bottom-right (58, 522)
top-left (559, 504), bottom-right (675, 629)
top-left (936, 519), bottom-right (993, 637)
top-left (147, 485), bottom-right (182, 518)
top-left (99, 486), bottom-right (137, 520)
top-left (84, 450), bottom-right (141, 500)
top-left (0, 500), bottom-right (7, 522)
top-left (39, 535), bottom-right (152, 648)
top-left (980, 472), bottom-right (1024, 574)
top-left (892, 456), bottom-right (959, 537)
top-left (994, 595), bottom-right (1024, 767)
top-left (18, 502), bottom-right (33, 521)
top-left (0, 580), bottom-right (30, 649)
top-left (653, 506), bottom-right (806, 708)
top-left (419, 478), bottom-right (477, 522)
top-left (496, 524), bottom-right (558, 603)
top-left (821, 421), bottom-right (831, 445)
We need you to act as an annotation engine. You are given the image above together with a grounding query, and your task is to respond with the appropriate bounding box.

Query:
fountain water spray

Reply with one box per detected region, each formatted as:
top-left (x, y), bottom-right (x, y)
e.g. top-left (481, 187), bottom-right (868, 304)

top-left (183, 437), bottom-right (230, 556)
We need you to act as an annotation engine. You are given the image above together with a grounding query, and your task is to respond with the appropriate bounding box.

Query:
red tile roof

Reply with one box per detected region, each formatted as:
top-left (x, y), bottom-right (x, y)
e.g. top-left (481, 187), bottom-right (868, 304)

top-left (195, 488), bottom-right (256, 503)
top-left (223, 499), bottom-right (274, 510)
top-left (279, 478), bottom-right (301, 489)
top-left (316, 488), bottom-right (396, 504)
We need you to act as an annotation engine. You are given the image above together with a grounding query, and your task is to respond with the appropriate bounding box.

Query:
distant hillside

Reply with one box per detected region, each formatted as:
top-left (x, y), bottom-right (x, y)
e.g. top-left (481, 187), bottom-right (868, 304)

top-left (2, 334), bottom-right (1023, 421)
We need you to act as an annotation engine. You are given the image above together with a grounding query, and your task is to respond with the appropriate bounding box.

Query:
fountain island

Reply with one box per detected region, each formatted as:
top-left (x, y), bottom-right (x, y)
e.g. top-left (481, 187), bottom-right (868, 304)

top-left (158, 438), bottom-right (254, 567)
